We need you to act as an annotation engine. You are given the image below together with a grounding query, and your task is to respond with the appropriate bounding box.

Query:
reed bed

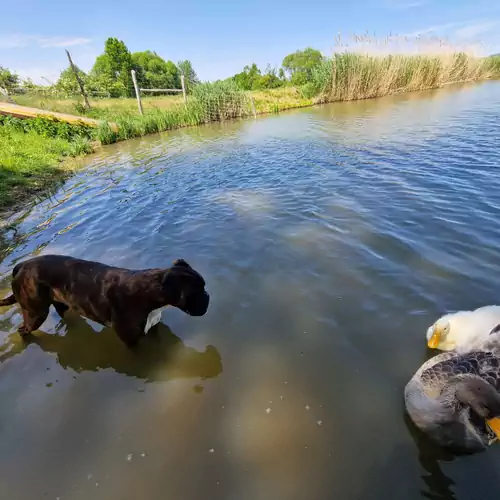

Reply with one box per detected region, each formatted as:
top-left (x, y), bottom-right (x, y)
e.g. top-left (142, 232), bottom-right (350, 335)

top-left (311, 52), bottom-right (496, 103)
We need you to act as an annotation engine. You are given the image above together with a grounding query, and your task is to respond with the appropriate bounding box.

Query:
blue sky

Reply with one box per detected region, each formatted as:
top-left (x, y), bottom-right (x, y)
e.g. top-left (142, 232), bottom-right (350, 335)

top-left (1, 0), bottom-right (499, 84)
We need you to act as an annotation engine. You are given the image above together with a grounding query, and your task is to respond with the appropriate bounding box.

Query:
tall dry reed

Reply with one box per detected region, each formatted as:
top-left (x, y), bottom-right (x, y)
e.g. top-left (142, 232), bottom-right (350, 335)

top-left (311, 52), bottom-right (495, 103)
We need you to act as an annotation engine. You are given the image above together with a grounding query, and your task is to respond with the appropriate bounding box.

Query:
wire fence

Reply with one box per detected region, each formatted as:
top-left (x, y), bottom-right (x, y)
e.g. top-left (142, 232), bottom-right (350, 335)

top-left (0, 88), bottom-right (187, 116)
top-left (1, 66), bottom-right (257, 127)
top-left (130, 70), bottom-right (186, 116)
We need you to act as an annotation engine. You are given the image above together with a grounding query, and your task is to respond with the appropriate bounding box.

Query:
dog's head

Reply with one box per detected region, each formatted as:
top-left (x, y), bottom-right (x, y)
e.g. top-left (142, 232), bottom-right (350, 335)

top-left (162, 259), bottom-right (209, 316)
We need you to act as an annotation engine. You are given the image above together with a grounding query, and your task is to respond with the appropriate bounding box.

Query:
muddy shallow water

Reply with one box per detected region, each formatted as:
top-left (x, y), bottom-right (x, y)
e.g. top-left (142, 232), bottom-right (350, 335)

top-left (1, 81), bottom-right (500, 500)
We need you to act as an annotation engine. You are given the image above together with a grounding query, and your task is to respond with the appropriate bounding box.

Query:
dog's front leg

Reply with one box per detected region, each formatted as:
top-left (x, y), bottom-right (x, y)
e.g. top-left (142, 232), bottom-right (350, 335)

top-left (112, 317), bottom-right (145, 349)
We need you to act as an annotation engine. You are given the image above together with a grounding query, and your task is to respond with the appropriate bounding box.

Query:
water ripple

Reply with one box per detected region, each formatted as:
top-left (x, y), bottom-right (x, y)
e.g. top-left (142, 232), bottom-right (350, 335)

top-left (1, 81), bottom-right (500, 500)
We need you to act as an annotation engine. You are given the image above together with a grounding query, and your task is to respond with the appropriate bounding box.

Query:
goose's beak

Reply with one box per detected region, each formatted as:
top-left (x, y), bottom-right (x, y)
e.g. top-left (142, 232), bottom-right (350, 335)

top-left (427, 328), bottom-right (440, 349)
top-left (487, 418), bottom-right (500, 440)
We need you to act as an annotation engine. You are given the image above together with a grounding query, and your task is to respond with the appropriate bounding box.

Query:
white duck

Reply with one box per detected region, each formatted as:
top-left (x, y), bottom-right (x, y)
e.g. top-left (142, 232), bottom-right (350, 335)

top-left (426, 305), bottom-right (500, 354)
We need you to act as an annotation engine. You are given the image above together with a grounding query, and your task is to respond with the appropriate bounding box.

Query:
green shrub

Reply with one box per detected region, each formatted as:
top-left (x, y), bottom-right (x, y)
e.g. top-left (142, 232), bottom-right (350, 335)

top-left (0, 114), bottom-right (95, 141)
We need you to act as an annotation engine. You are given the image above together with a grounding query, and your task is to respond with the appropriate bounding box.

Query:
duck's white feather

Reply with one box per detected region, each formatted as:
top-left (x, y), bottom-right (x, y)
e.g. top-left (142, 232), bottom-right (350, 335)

top-left (428, 305), bottom-right (500, 353)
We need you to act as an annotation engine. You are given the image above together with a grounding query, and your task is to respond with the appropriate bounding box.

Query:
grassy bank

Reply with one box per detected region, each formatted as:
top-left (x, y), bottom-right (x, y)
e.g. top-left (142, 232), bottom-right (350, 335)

top-left (1, 52), bottom-right (499, 211)
top-left (0, 130), bottom-right (81, 210)
top-left (0, 116), bottom-right (94, 210)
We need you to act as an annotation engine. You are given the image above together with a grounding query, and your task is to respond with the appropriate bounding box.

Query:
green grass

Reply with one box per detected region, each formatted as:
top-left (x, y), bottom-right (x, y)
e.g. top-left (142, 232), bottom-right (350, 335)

top-left (12, 93), bottom-right (184, 117)
top-left (0, 125), bottom-right (92, 211)
top-left (84, 80), bottom-right (254, 143)
top-left (12, 87), bottom-right (312, 121)
top-left (250, 87), bottom-right (313, 113)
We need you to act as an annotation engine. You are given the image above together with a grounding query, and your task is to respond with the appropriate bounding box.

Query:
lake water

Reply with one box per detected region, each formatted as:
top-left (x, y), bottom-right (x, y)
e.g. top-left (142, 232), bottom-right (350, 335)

top-left (1, 81), bottom-right (500, 500)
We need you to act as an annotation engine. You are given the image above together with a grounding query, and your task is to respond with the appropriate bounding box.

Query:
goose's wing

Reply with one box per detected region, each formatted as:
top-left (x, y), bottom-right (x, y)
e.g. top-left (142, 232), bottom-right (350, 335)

top-left (414, 351), bottom-right (457, 379)
top-left (421, 351), bottom-right (500, 390)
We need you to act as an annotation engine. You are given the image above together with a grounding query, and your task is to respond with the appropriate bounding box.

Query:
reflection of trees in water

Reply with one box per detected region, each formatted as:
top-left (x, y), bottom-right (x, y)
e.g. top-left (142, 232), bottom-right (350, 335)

top-left (0, 221), bottom-right (21, 262)
top-left (0, 204), bottom-right (36, 263)
top-left (0, 315), bottom-right (223, 383)
top-left (0, 166), bottom-right (79, 263)
top-left (0, 185), bottom-right (76, 264)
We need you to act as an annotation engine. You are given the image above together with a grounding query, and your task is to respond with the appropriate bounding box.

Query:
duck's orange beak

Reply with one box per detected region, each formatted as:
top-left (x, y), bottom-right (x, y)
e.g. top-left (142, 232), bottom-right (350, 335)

top-left (487, 418), bottom-right (500, 440)
top-left (427, 328), bottom-right (440, 349)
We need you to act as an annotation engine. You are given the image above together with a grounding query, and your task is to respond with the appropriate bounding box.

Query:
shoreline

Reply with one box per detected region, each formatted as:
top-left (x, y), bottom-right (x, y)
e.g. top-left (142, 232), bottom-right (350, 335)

top-left (1, 76), bottom-right (499, 216)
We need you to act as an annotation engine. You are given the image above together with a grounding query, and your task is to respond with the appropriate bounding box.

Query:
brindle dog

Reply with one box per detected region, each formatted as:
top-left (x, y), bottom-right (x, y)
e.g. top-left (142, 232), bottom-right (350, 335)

top-left (0, 255), bottom-right (209, 347)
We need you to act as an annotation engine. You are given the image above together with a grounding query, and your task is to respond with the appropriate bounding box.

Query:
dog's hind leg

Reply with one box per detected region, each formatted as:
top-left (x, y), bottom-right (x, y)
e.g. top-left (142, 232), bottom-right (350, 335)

top-left (53, 301), bottom-right (69, 318)
top-left (16, 282), bottom-right (51, 336)
top-left (18, 306), bottom-right (50, 336)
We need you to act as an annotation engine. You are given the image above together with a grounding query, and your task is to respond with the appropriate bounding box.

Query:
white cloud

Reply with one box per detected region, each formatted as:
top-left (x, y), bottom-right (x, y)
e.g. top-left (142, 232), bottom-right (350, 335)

top-left (0, 34), bottom-right (25, 48)
top-left (37, 37), bottom-right (92, 48)
top-left (403, 22), bottom-right (461, 38)
top-left (454, 22), bottom-right (498, 40)
top-left (385, 0), bottom-right (428, 9)
top-left (405, 20), bottom-right (499, 40)
top-left (0, 33), bottom-right (91, 49)
top-left (398, 19), bottom-right (499, 56)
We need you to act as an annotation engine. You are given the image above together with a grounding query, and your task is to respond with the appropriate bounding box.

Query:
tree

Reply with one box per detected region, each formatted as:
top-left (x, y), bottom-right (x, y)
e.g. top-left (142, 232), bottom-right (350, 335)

top-left (282, 47), bottom-right (324, 85)
top-left (132, 51), bottom-right (180, 90)
top-left (22, 78), bottom-right (41, 92)
top-left (256, 65), bottom-right (284, 89)
top-left (55, 65), bottom-right (88, 96)
top-left (177, 60), bottom-right (199, 92)
top-left (232, 63), bottom-right (285, 90)
top-left (90, 53), bottom-right (126, 97)
top-left (90, 37), bottom-right (133, 97)
top-left (92, 53), bottom-right (113, 78)
top-left (0, 67), bottom-right (20, 93)
top-left (233, 63), bottom-right (261, 90)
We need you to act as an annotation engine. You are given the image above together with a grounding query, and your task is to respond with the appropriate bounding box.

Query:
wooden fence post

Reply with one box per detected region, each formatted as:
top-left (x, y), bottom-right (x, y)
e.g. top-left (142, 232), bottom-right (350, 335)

top-left (181, 75), bottom-right (187, 105)
top-left (65, 49), bottom-right (90, 109)
top-left (131, 70), bottom-right (143, 116)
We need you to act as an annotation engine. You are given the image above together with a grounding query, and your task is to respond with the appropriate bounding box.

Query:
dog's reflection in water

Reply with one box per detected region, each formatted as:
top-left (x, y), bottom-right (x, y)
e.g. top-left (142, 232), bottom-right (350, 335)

top-left (0, 314), bottom-right (222, 383)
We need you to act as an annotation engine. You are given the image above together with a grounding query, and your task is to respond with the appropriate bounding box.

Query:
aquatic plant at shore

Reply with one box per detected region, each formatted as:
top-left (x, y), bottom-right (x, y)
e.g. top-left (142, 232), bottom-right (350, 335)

top-left (308, 52), bottom-right (497, 102)
top-left (91, 80), bottom-right (252, 143)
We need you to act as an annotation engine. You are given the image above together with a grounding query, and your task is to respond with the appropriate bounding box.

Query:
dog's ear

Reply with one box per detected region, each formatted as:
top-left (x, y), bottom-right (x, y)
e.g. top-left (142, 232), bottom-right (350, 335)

top-left (161, 269), bottom-right (183, 303)
top-left (172, 258), bottom-right (191, 269)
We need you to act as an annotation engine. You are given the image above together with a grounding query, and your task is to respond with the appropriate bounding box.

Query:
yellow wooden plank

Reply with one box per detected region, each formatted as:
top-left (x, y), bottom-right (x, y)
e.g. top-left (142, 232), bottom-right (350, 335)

top-left (0, 102), bottom-right (118, 132)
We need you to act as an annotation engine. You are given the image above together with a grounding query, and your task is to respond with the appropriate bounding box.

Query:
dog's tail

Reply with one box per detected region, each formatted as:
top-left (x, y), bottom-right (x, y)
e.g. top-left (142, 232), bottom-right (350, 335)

top-left (0, 262), bottom-right (23, 307)
top-left (0, 294), bottom-right (16, 307)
